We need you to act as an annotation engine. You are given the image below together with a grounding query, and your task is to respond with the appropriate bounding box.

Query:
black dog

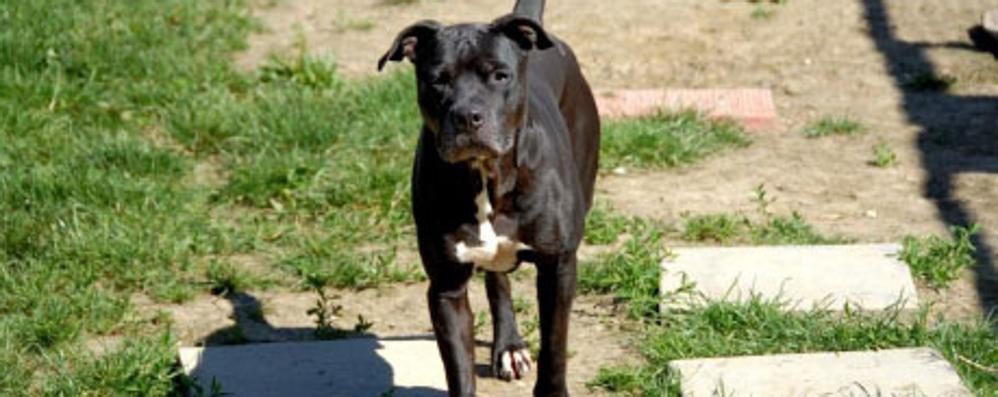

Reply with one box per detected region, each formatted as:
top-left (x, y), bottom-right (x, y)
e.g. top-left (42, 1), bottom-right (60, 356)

top-left (378, 1), bottom-right (599, 395)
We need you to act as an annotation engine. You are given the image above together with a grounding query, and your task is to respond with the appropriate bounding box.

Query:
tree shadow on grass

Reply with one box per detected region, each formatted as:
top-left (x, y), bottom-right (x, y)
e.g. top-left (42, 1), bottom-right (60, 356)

top-left (861, 0), bottom-right (998, 319)
top-left (178, 292), bottom-right (446, 397)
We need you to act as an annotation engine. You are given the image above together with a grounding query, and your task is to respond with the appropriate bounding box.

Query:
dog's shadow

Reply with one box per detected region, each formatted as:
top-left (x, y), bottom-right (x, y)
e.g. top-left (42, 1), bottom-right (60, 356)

top-left (179, 291), bottom-right (447, 397)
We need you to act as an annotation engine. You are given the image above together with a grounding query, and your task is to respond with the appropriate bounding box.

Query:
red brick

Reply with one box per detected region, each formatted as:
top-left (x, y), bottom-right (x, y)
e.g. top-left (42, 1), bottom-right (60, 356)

top-left (594, 89), bottom-right (777, 132)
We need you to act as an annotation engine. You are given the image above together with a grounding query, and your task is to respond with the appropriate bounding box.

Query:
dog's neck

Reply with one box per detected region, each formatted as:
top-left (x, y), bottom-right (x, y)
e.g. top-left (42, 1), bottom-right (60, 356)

top-left (469, 147), bottom-right (518, 207)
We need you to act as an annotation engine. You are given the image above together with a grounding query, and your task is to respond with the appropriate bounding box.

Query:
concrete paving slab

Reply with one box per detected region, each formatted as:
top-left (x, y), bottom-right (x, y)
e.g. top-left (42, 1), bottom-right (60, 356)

top-left (594, 89), bottom-right (777, 132)
top-left (661, 244), bottom-right (918, 311)
top-left (179, 337), bottom-right (447, 397)
top-left (984, 10), bottom-right (998, 39)
top-left (669, 348), bottom-right (973, 397)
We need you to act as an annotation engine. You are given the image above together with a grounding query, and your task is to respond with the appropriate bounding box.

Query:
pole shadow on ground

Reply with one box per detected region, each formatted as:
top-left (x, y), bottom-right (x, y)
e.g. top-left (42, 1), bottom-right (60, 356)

top-left (181, 292), bottom-right (446, 397)
top-left (860, 0), bottom-right (998, 318)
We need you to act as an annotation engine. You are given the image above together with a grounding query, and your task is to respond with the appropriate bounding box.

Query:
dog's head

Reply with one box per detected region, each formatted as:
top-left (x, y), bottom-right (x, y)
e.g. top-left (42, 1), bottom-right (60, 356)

top-left (378, 15), bottom-right (553, 164)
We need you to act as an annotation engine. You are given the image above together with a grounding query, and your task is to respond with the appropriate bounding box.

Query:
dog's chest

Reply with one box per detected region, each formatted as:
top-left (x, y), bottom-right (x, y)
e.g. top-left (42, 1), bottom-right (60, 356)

top-left (453, 175), bottom-right (528, 272)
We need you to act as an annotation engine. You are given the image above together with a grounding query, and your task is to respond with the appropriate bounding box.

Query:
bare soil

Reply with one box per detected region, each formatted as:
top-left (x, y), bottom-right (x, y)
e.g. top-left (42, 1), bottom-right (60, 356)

top-left (163, 0), bottom-right (998, 395)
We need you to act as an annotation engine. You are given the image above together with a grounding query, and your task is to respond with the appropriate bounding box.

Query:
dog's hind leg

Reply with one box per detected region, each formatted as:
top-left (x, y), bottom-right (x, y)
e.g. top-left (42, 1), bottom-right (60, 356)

top-left (486, 271), bottom-right (532, 381)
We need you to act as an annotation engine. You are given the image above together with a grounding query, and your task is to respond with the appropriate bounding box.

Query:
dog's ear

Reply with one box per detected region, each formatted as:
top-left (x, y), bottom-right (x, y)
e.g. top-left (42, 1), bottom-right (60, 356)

top-left (490, 14), bottom-right (553, 51)
top-left (378, 20), bottom-right (442, 71)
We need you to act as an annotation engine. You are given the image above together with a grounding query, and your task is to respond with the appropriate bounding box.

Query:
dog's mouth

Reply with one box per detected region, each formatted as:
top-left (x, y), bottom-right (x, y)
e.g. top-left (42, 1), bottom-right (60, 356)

top-left (436, 127), bottom-right (511, 164)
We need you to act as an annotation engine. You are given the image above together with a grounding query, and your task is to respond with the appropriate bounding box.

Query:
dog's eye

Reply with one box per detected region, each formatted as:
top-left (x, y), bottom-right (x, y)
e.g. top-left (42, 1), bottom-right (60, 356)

top-left (492, 71), bottom-right (510, 84)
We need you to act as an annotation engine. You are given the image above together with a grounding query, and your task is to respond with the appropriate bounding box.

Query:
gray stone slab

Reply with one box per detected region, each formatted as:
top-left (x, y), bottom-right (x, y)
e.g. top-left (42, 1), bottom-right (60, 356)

top-left (179, 337), bottom-right (447, 397)
top-left (661, 244), bottom-right (918, 311)
top-left (669, 348), bottom-right (972, 397)
top-left (984, 10), bottom-right (998, 38)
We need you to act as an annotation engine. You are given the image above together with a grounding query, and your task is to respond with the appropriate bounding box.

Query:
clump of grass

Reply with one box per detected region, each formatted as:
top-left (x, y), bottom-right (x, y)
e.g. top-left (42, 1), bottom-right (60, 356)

top-left (579, 218), bottom-right (669, 319)
top-left (42, 333), bottom-right (180, 396)
top-left (205, 260), bottom-right (252, 296)
top-left (588, 299), bottom-right (997, 396)
top-left (751, 6), bottom-right (776, 20)
top-left (584, 201), bottom-right (632, 245)
top-left (284, 243), bottom-right (423, 290)
top-left (601, 111), bottom-right (750, 171)
top-left (901, 225), bottom-right (979, 289)
top-left (682, 212), bottom-right (841, 245)
top-left (869, 143), bottom-right (898, 167)
top-left (682, 185), bottom-right (844, 245)
top-left (802, 116), bottom-right (864, 138)
top-left (333, 14), bottom-right (375, 33)
top-left (681, 213), bottom-right (745, 243)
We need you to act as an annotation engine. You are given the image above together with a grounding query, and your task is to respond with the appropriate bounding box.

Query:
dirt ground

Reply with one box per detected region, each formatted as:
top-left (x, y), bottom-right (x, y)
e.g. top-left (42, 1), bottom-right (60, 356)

top-left (167, 0), bottom-right (998, 395)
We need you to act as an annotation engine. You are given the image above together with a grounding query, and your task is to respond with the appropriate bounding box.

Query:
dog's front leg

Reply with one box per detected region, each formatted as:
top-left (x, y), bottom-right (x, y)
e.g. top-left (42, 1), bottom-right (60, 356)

top-left (486, 271), bottom-right (532, 381)
top-left (427, 270), bottom-right (476, 397)
top-left (533, 252), bottom-right (577, 397)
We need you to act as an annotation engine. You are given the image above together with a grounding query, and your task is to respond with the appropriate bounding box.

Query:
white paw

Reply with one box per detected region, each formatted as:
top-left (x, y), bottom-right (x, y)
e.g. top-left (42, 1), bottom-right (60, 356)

top-left (497, 348), bottom-right (533, 381)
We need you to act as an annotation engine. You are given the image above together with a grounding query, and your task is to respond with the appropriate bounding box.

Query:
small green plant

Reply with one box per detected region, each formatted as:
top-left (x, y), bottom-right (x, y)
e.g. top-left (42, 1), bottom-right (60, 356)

top-left (901, 225), bottom-right (979, 289)
top-left (304, 274), bottom-right (348, 340)
top-left (869, 143), bottom-right (898, 167)
top-left (802, 116), bottom-right (864, 138)
top-left (751, 6), bottom-right (775, 20)
top-left (752, 183), bottom-right (774, 215)
top-left (353, 315), bottom-right (374, 333)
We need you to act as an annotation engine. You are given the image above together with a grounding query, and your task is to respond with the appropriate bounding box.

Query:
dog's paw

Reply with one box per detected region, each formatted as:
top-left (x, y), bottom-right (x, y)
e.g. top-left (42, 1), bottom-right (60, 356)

top-left (494, 347), bottom-right (532, 381)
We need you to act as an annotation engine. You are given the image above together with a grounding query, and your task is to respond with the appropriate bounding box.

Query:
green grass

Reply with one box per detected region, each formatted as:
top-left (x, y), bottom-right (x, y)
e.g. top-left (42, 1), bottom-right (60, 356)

top-left (870, 142), bottom-right (898, 167)
top-left (681, 185), bottom-right (844, 245)
top-left (802, 116), bottom-right (864, 138)
top-left (0, 0), bottom-right (424, 393)
top-left (601, 111), bottom-right (750, 171)
top-left (681, 212), bottom-right (843, 245)
top-left (588, 300), bottom-right (997, 396)
top-left (901, 225), bottom-right (979, 289)
top-left (584, 200), bottom-right (634, 245)
top-left (580, 217), bottom-right (669, 319)
top-left (751, 6), bottom-right (776, 20)
top-left (581, 208), bottom-right (994, 396)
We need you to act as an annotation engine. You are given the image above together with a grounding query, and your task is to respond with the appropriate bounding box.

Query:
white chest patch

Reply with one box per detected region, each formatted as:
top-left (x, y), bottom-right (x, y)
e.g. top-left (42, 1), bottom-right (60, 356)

top-left (454, 171), bottom-right (529, 272)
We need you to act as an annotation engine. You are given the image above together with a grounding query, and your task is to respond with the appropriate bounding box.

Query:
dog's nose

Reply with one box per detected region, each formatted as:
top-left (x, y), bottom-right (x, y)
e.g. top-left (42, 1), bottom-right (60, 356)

top-left (452, 107), bottom-right (485, 130)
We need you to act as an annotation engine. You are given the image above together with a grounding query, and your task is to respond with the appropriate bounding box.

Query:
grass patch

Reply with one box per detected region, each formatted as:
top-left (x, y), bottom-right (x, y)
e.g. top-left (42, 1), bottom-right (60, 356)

top-left (751, 6), bottom-right (776, 20)
top-left (584, 201), bottom-right (633, 245)
top-left (1, 0), bottom-right (425, 393)
top-left (681, 185), bottom-right (844, 245)
top-left (601, 111), bottom-right (749, 171)
top-left (869, 142), bottom-right (898, 167)
top-left (580, 217), bottom-right (669, 319)
top-left (901, 225), bottom-right (979, 289)
top-left (802, 116), bottom-right (864, 138)
top-left (588, 300), bottom-right (997, 396)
